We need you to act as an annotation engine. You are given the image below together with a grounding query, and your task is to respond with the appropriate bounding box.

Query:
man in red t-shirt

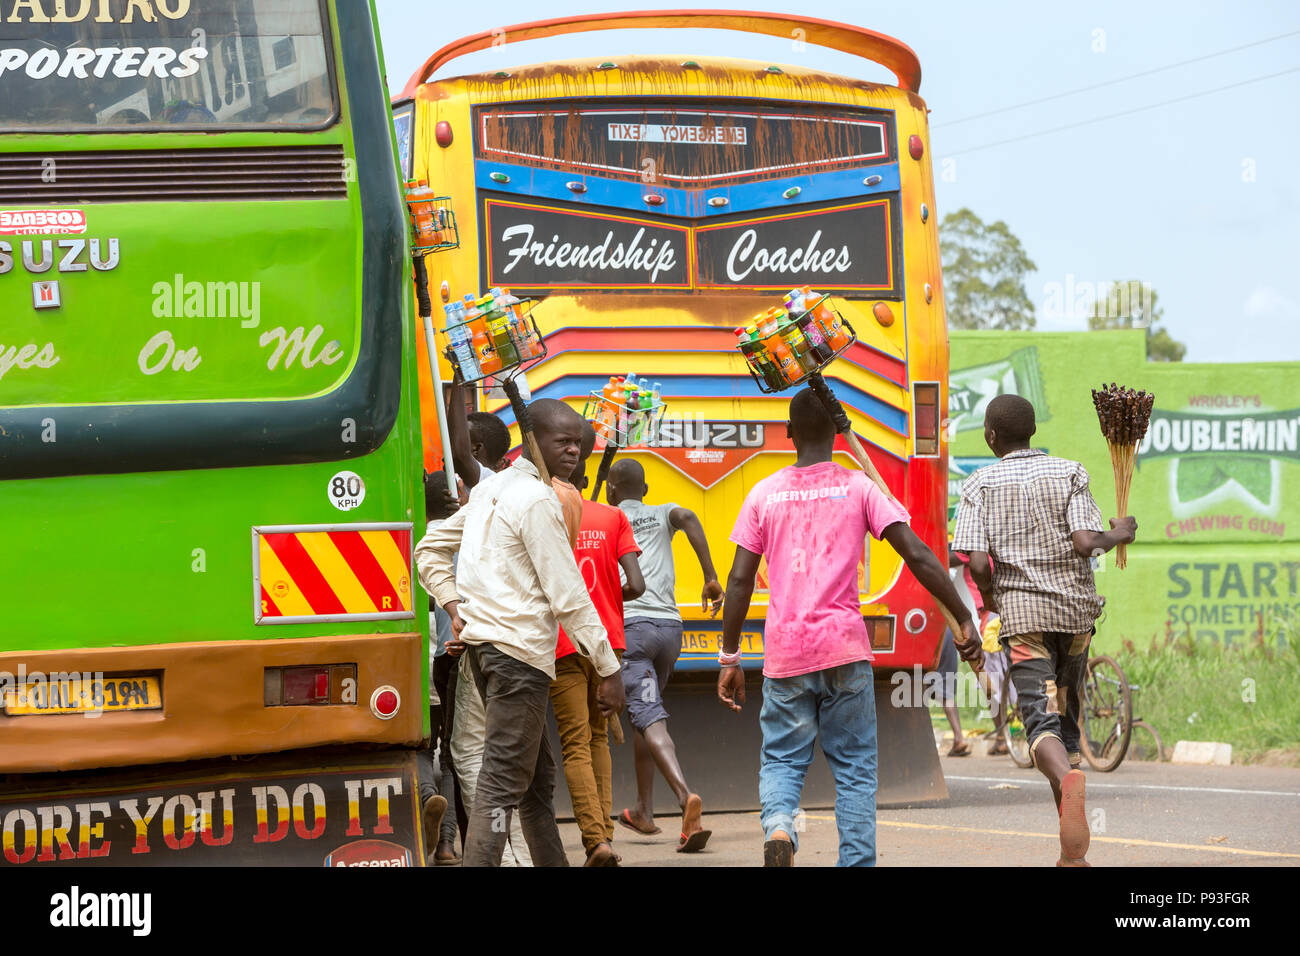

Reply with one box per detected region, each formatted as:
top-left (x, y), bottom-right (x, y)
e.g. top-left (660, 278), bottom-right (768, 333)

top-left (552, 423), bottom-right (645, 866)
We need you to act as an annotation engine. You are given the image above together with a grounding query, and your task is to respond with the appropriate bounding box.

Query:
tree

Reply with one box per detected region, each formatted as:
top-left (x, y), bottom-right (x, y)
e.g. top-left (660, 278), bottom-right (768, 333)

top-left (939, 207), bottom-right (1037, 330)
top-left (1087, 279), bottom-right (1186, 362)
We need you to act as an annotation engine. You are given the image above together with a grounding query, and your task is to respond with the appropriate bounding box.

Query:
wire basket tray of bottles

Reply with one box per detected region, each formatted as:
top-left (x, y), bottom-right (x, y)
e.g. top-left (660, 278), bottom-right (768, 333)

top-left (405, 180), bottom-right (459, 254)
top-left (583, 376), bottom-right (668, 449)
top-left (441, 287), bottom-right (546, 385)
top-left (736, 288), bottom-right (856, 394)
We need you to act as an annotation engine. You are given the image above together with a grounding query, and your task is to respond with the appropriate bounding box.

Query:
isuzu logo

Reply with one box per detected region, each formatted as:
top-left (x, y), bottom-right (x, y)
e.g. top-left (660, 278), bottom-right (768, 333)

top-left (0, 238), bottom-right (120, 274)
top-left (32, 280), bottom-right (60, 309)
top-left (653, 420), bottom-right (766, 449)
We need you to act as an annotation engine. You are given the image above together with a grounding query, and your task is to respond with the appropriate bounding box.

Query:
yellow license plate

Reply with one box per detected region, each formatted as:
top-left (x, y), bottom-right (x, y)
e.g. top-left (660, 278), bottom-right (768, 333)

top-left (680, 630), bottom-right (764, 656)
top-left (3, 676), bottom-right (162, 716)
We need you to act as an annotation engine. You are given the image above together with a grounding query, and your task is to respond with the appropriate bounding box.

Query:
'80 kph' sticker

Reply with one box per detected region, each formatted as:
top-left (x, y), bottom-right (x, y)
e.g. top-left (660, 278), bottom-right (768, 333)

top-left (328, 471), bottom-right (366, 511)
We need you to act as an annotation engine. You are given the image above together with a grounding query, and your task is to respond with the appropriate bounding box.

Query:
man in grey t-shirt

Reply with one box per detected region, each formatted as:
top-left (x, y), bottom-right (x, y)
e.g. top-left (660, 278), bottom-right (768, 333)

top-left (606, 459), bottom-right (723, 852)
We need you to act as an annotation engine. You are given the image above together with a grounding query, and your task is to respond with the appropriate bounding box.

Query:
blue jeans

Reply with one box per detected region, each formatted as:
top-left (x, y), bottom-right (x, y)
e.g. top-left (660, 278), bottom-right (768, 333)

top-left (759, 659), bottom-right (877, 867)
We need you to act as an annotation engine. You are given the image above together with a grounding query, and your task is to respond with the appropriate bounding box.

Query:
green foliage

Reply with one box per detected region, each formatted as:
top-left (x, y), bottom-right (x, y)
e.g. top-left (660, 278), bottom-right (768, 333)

top-left (1087, 279), bottom-right (1187, 362)
top-left (1116, 612), bottom-right (1299, 764)
top-left (939, 207), bottom-right (1037, 331)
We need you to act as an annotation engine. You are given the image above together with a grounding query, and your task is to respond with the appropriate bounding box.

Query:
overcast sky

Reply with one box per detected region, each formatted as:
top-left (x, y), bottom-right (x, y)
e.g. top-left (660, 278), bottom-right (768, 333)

top-left (375, 0), bottom-right (1300, 363)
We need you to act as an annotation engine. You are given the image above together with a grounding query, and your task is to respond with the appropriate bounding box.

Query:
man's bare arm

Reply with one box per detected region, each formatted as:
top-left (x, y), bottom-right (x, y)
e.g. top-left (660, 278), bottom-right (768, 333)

top-left (619, 552), bottom-right (646, 602)
top-left (445, 379), bottom-right (481, 490)
top-left (1071, 517), bottom-right (1137, 557)
top-left (671, 506), bottom-right (723, 616)
top-left (967, 550), bottom-right (998, 614)
top-left (882, 523), bottom-right (980, 661)
top-left (717, 545), bottom-right (761, 712)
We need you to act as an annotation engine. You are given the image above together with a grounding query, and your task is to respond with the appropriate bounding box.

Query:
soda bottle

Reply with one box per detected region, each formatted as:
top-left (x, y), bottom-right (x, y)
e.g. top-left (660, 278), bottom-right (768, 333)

top-left (779, 314), bottom-right (816, 374)
top-left (472, 320), bottom-right (500, 376)
top-left (736, 328), bottom-right (768, 386)
top-left (768, 336), bottom-right (801, 386)
top-left (797, 311), bottom-right (835, 363)
top-left (597, 376), bottom-right (622, 440)
top-left (488, 312), bottom-right (519, 368)
top-left (786, 286), bottom-right (806, 316)
top-left (809, 293), bottom-right (852, 351)
top-left (624, 383), bottom-right (641, 444)
top-left (745, 325), bottom-right (781, 391)
top-left (406, 180), bottom-right (437, 245)
top-left (638, 388), bottom-right (655, 442)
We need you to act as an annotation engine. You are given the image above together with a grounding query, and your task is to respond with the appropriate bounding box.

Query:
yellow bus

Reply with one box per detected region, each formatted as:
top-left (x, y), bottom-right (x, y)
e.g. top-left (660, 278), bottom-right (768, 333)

top-left (396, 10), bottom-right (952, 805)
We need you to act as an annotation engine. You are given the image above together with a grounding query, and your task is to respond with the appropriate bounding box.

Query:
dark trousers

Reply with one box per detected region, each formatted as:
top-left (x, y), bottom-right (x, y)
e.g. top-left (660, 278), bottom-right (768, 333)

top-left (432, 653), bottom-right (469, 844)
top-left (462, 643), bottom-right (569, 867)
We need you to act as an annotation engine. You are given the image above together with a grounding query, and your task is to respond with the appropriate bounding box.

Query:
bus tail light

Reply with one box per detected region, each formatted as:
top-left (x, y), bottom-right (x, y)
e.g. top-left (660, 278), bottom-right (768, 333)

top-left (265, 664), bottom-right (357, 706)
top-left (913, 382), bottom-right (940, 456)
top-left (872, 302), bottom-right (894, 327)
top-left (435, 120), bottom-right (453, 148)
top-left (908, 134), bottom-right (924, 160)
top-left (865, 616), bottom-right (895, 651)
top-left (904, 608), bottom-right (927, 634)
top-left (371, 686), bottom-right (401, 720)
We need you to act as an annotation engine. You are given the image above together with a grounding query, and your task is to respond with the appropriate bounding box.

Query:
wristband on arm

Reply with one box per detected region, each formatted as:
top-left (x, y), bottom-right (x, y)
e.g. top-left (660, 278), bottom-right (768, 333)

top-left (718, 647), bottom-right (744, 667)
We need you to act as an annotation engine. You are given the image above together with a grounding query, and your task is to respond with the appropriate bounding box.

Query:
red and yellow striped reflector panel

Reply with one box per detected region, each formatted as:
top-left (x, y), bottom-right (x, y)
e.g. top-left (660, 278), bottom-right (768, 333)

top-left (255, 525), bottom-right (413, 623)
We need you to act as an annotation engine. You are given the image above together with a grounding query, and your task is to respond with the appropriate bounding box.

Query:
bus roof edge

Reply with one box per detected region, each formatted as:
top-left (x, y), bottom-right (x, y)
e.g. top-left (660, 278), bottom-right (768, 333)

top-left (399, 9), bottom-right (922, 98)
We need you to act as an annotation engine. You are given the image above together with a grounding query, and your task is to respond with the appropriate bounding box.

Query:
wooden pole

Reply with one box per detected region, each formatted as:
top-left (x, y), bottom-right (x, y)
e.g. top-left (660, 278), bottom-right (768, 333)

top-left (807, 371), bottom-right (895, 501)
top-left (590, 443), bottom-right (619, 502)
top-left (412, 255), bottom-right (458, 499)
top-left (502, 377), bottom-right (550, 485)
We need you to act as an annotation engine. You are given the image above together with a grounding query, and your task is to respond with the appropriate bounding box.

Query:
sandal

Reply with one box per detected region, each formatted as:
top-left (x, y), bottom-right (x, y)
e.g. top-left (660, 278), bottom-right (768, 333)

top-left (617, 808), bottom-right (662, 836)
top-left (676, 794), bottom-right (712, 853)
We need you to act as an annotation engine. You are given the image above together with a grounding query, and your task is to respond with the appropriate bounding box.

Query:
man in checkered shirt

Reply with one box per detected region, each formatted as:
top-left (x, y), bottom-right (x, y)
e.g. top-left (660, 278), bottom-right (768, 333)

top-left (953, 394), bottom-right (1136, 867)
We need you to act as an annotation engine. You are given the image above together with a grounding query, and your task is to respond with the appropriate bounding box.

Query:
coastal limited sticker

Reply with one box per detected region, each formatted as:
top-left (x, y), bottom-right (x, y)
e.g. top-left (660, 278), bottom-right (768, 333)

top-left (0, 209), bottom-right (86, 236)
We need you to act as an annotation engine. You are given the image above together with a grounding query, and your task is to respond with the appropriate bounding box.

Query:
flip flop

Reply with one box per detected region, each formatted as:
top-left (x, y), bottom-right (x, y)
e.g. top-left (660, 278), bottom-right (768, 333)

top-left (676, 793), bottom-right (711, 852)
top-left (947, 740), bottom-right (972, 757)
top-left (677, 829), bottom-right (712, 853)
top-left (618, 808), bottom-right (661, 836)
top-left (1059, 769), bottom-right (1090, 862)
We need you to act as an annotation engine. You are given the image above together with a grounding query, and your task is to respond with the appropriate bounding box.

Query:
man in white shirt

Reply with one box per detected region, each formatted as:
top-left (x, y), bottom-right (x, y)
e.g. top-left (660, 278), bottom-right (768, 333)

top-left (416, 399), bottom-right (625, 867)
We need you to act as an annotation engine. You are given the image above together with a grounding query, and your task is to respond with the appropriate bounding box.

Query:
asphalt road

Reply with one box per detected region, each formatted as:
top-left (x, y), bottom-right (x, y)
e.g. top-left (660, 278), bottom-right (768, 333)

top-left (557, 752), bottom-right (1300, 867)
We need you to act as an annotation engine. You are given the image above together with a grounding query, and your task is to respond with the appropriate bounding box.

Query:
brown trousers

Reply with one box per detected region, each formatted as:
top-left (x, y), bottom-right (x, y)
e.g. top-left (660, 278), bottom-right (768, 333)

top-left (549, 652), bottom-right (618, 853)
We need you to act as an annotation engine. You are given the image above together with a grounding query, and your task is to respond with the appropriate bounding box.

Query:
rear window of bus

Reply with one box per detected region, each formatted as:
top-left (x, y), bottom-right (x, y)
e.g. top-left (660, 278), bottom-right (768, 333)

top-left (0, 0), bottom-right (335, 131)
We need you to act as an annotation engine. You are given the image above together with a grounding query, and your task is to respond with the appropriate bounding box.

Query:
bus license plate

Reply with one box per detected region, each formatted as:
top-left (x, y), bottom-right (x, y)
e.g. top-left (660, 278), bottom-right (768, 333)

top-left (3, 676), bottom-right (162, 716)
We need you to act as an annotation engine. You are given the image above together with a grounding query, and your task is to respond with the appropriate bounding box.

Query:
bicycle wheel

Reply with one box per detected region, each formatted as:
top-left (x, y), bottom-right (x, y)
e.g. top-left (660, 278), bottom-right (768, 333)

top-left (1002, 709), bottom-right (1034, 769)
top-left (1126, 720), bottom-right (1165, 762)
top-left (1080, 654), bottom-right (1132, 772)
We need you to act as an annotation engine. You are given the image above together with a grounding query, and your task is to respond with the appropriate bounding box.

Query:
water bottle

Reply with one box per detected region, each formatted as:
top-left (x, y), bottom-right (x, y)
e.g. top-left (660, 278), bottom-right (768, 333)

top-left (445, 303), bottom-right (479, 380)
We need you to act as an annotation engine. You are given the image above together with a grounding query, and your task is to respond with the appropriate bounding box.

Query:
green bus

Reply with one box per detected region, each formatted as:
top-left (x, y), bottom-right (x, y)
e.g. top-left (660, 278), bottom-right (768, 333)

top-left (0, 0), bottom-right (431, 866)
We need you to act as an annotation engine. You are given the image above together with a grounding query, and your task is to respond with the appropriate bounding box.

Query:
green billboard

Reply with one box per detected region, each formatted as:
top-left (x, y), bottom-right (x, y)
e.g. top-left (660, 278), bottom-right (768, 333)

top-left (949, 329), bottom-right (1300, 651)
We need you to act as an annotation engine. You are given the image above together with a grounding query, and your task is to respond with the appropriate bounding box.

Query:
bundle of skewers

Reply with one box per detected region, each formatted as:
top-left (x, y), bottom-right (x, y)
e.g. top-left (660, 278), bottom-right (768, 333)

top-left (1090, 383), bottom-right (1154, 570)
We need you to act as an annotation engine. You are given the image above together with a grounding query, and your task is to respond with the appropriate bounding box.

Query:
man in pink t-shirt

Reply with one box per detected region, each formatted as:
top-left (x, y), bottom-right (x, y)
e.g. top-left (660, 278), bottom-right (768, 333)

top-left (717, 388), bottom-right (979, 867)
